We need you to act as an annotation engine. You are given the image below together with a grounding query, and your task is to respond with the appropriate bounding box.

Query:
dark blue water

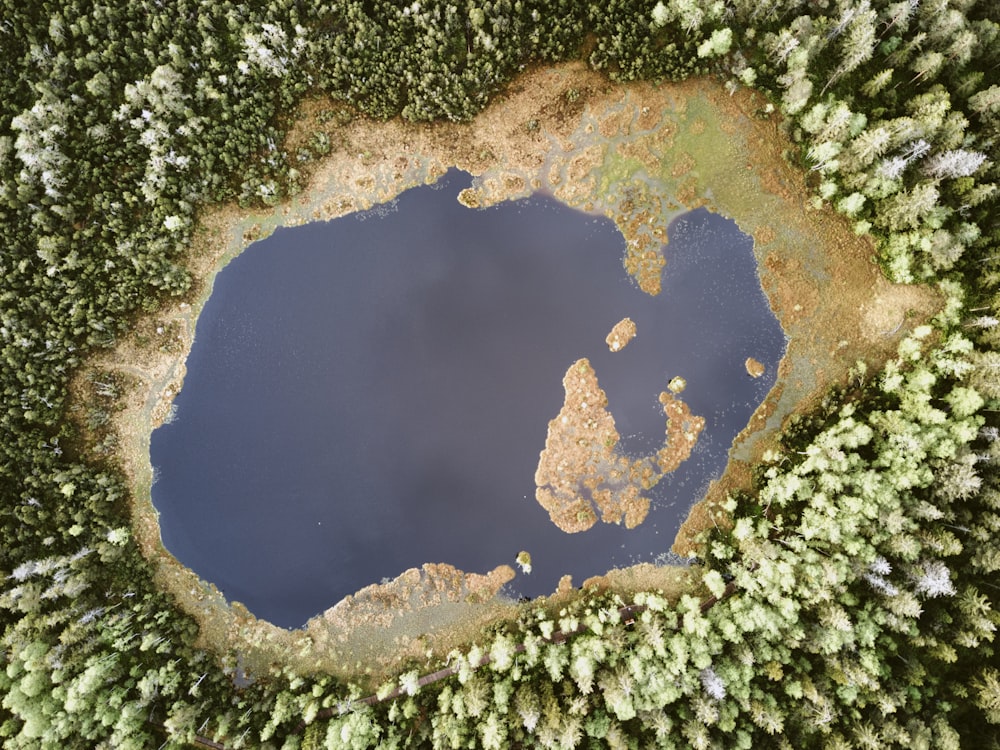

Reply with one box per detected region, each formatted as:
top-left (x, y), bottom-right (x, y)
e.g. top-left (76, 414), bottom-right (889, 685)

top-left (150, 169), bottom-right (785, 628)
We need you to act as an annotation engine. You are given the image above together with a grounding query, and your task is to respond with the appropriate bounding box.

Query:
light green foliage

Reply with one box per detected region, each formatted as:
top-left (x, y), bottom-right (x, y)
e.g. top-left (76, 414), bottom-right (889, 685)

top-left (697, 28), bottom-right (733, 58)
top-left (973, 668), bottom-right (1000, 724)
top-left (398, 670), bottom-right (420, 696)
top-left (324, 709), bottom-right (381, 750)
top-left (488, 633), bottom-right (515, 673)
top-left (702, 570), bottom-right (726, 599)
top-left (651, 1), bottom-right (671, 28)
top-left (836, 191), bottom-right (866, 216)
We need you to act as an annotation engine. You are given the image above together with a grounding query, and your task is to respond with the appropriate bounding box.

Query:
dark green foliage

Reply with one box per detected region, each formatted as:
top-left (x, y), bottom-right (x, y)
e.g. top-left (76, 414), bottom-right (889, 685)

top-left (586, 0), bottom-right (719, 81)
top-left (1, 0), bottom-right (999, 747)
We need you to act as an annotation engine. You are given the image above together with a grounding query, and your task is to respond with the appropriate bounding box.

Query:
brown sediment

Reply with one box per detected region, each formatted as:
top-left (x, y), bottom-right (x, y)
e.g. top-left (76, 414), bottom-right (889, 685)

top-left (745, 357), bottom-right (766, 378)
top-left (754, 225), bottom-right (777, 245)
top-left (534, 359), bottom-right (702, 534)
top-left (606, 317), bottom-right (637, 352)
top-left (675, 176), bottom-right (701, 207)
top-left (599, 108), bottom-right (632, 139)
top-left (672, 152), bottom-right (696, 178)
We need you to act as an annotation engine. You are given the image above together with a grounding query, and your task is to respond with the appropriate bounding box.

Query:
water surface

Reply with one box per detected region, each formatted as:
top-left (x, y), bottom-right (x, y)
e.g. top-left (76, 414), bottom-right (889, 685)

top-left (151, 169), bottom-right (785, 628)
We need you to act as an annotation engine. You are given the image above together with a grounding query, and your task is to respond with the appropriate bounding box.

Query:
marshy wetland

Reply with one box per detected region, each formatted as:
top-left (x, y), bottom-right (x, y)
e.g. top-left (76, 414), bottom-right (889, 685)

top-left (96, 64), bottom-right (938, 681)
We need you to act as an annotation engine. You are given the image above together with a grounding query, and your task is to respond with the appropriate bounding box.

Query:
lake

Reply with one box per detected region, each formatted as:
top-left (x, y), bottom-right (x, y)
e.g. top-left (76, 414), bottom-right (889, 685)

top-left (150, 169), bottom-right (786, 628)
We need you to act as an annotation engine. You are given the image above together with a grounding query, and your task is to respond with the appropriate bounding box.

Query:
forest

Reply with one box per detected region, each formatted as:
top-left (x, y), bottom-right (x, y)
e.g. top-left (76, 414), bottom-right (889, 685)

top-left (1, 0), bottom-right (999, 747)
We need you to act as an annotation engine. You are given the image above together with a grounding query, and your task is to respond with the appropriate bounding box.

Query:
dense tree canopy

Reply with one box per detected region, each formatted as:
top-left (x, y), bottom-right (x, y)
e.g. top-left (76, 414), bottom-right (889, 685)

top-left (1, 0), bottom-right (998, 747)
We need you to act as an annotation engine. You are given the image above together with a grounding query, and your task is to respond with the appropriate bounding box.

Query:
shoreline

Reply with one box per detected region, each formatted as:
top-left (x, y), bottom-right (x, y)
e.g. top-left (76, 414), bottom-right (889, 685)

top-left (69, 62), bottom-right (940, 687)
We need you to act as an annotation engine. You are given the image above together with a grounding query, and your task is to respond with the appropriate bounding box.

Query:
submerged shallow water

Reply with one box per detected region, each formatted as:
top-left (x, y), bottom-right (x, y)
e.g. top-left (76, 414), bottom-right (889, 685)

top-left (151, 169), bottom-right (785, 628)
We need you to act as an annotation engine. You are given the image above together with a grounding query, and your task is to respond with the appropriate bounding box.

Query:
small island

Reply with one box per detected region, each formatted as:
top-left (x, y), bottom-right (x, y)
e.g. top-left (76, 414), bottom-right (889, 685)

top-left (605, 317), bottom-right (637, 352)
top-left (534, 358), bottom-right (704, 533)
